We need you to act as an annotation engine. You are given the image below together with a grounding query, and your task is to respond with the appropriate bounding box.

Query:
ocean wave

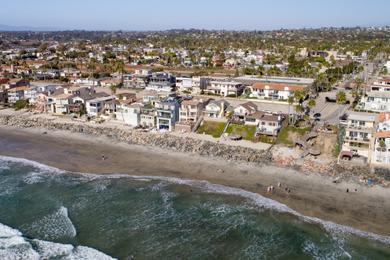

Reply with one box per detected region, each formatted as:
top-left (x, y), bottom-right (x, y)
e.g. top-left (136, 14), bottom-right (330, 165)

top-left (0, 155), bottom-right (65, 175)
top-left (29, 206), bottom-right (77, 240)
top-left (1, 155), bottom-right (390, 246)
top-left (23, 171), bottom-right (47, 184)
top-left (0, 222), bottom-right (115, 260)
top-left (150, 176), bottom-right (390, 245)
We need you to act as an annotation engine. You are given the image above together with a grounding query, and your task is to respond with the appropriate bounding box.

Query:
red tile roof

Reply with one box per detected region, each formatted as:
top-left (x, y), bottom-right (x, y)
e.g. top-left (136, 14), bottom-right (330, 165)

top-left (378, 112), bottom-right (390, 122)
top-left (375, 131), bottom-right (390, 138)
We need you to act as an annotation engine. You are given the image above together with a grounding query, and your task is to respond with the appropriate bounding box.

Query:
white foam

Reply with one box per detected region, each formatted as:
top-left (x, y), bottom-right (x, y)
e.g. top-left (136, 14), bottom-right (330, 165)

top-left (23, 171), bottom-right (47, 184)
top-left (32, 239), bottom-right (74, 258)
top-left (121, 175), bottom-right (390, 245)
top-left (0, 222), bottom-right (115, 260)
top-left (0, 163), bottom-right (10, 171)
top-left (2, 155), bottom-right (390, 245)
top-left (30, 206), bottom-right (77, 240)
top-left (0, 155), bottom-right (65, 174)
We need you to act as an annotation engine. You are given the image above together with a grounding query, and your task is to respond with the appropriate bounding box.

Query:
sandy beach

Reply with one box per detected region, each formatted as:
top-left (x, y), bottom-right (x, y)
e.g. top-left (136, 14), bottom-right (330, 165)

top-left (1, 125), bottom-right (390, 236)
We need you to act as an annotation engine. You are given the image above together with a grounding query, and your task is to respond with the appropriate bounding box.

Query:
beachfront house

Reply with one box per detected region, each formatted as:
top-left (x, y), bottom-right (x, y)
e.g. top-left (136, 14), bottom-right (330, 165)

top-left (372, 113), bottom-right (390, 165)
top-left (140, 103), bottom-right (156, 128)
top-left (23, 87), bottom-right (40, 104)
top-left (179, 99), bottom-right (208, 123)
top-left (155, 97), bottom-right (180, 131)
top-left (115, 102), bottom-right (142, 126)
top-left (341, 112), bottom-right (377, 161)
top-left (7, 86), bottom-right (29, 104)
top-left (113, 93), bottom-right (139, 125)
top-left (86, 95), bottom-right (116, 117)
top-left (203, 100), bottom-right (229, 118)
top-left (256, 113), bottom-right (283, 136)
top-left (233, 101), bottom-right (257, 120)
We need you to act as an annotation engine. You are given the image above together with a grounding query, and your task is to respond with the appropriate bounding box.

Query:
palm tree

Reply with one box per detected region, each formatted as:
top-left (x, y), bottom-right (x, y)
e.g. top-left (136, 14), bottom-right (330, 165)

top-left (336, 90), bottom-right (346, 120)
top-left (110, 85), bottom-right (118, 95)
top-left (307, 99), bottom-right (316, 114)
top-left (336, 90), bottom-right (346, 104)
top-left (115, 60), bottom-right (125, 86)
top-left (288, 96), bottom-right (294, 125)
top-left (88, 58), bottom-right (97, 86)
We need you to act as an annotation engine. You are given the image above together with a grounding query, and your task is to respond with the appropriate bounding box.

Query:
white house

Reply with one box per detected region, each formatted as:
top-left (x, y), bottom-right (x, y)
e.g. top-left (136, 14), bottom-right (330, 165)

top-left (385, 61), bottom-right (390, 74)
top-left (250, 82), bottom-right (306, 100)
top-left (206, 80), bottom-right (244, 97)
top-left (145, 72), bottom-right (176, 92)
top-left (115, 102), bottom-right (142, 126)
top-left (362, 78), bottom-right (390, 112)
top-left (372, 113), bottom-right (390, 165)
top-left (86, 95), bottom-right (116, 117)
top-left (233, 102), bottom-right (257, 119)
top-left (256, 113), bottom-right (283, 136)
top-left (7, 86), bottom-right (29, 104)
top-left (50, 92), bottom-right (74, 114)
top-left (342, 112), bottom-right (377, 161)
top-left (203, 100), bottom-right (229, 118)
top-left (176, 77), bottom-right (193, 92)
top-left (179, 99), bottom-right (207, 123)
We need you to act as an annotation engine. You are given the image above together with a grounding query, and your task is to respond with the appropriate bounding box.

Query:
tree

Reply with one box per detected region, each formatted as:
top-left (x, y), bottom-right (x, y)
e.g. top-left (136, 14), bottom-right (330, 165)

top-left (308, 99), bottom-right (316, 111)
top-left (336, 90), bottom-right (346, 104)
top-left (288, 96), bottom-right (295, 125)
top-left (110, 85), bottom-right (118, 95)
top-left (336, 90), bottom-right (346, 120)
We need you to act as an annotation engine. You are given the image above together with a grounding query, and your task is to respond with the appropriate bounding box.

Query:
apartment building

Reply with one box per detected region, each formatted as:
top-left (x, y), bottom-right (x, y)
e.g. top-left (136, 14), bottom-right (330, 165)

top-left (362, 77), bottom-right (390, 112)
top-left (179, 99), bottom-right (207, 123)
top-left (145, 72), bottom-right (176, 92)
top-left (205, 80), bottom-right (244, 97)
top-left (86, 95), bottom-right (116, 117)
top-left (341, 112), bottom-right (377, 161)
top-left (155, 97), bottom-right (179, 131)
top-left (250, 82), bottom-right (307, 100)
top-left (372, 113), bottom-right (390, 165)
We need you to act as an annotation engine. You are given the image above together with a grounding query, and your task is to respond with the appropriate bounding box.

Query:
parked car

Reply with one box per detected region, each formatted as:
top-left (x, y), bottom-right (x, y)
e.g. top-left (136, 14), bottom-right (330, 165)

top-left (313, 113), bottom-right (321, 118)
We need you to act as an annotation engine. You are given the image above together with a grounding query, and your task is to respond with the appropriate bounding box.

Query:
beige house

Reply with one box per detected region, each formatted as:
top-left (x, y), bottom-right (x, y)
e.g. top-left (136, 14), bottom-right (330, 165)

top-left (179, 99), bottom-right (208, 123)
top-left (342, 112), bottom-right (377, 161)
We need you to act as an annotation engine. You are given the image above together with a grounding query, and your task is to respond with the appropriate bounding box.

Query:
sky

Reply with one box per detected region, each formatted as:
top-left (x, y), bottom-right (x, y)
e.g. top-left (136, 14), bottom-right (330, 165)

top-left (0, 0), bottom-right (389, 31)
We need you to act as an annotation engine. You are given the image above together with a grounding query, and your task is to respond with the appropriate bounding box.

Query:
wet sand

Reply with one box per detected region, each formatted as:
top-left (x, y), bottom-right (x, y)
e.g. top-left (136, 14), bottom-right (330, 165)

top-left (1, 126), bottom-right (390, 236)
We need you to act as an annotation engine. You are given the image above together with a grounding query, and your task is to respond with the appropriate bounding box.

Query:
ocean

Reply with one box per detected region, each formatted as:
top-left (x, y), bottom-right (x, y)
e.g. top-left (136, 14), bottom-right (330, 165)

top-left (0, 155), bottom-right (389, 259)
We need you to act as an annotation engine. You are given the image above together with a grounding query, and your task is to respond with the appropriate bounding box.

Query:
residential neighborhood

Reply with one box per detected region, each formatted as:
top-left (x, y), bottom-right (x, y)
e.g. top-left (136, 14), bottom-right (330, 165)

top-left (1, 28), bottom-right (390, 170)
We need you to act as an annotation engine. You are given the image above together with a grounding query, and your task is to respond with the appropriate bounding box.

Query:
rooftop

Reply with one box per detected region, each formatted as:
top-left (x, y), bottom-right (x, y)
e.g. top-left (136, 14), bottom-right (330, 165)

top-left (87, 95), bottom-right (116, 103)
top-left (252, 82), bottom-right (307, 91)
top-left (235, 75), bottom-right (314, 85)
top-left (348, 112), bottom-right (377, 122)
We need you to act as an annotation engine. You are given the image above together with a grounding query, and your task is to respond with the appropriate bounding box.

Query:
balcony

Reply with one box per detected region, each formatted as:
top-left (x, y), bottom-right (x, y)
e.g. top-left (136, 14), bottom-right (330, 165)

top-left (346, 125), bottom-right (373, 132)
top-left (344, 136), bottom-right (371, 143)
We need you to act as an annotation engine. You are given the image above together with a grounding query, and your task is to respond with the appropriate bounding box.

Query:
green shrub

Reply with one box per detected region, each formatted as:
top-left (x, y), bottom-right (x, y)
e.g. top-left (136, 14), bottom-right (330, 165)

top-left (13, 99), bottom-right (29, 110)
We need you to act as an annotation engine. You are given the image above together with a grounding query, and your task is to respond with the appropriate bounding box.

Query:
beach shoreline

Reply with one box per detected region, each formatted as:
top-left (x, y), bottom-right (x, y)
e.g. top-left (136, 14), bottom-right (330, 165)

top-left (1, 125), bottom-right (390, 237)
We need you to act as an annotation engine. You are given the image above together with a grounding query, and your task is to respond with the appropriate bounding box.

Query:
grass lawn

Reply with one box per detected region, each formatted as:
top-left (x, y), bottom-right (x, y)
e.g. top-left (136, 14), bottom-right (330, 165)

top-left (226, 124), bottom-right (257, 141)
top-left (197, 121), bottom-right (226, 138)
top-left (277, 125), bottom-right (310, 145)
